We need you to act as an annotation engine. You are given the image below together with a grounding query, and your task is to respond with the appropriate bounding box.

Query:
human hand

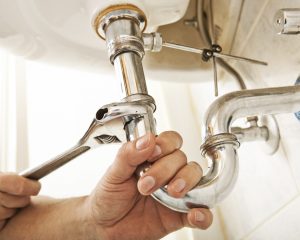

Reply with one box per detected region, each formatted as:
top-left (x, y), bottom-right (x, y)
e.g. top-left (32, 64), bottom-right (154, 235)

top-left (0, 173), bottom-right (41, 230)
top-left (86, 131), bottom-right (213, 240)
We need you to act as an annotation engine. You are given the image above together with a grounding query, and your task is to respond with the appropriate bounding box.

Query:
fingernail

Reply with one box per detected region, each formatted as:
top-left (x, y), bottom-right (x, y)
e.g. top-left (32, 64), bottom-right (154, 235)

top-left (138, 176), bottom-right (155, 194)
top-left (172, 179), bottom-right (186, 193)
top-left (149, 145), bottom-right (162, 159)
top-left (136, 134), bottom-right (150, 150)
top-left (195, 211), bottom-right (205, 222)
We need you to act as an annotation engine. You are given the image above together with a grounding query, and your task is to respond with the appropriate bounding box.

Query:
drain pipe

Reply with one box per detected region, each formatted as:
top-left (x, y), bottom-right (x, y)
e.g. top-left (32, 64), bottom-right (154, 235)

top-left (154, 85), bottom-right (300, 210)
top-left (200, 85), bottom-right (300, 206)
top-left (91, 5), bottom-right (300, 212)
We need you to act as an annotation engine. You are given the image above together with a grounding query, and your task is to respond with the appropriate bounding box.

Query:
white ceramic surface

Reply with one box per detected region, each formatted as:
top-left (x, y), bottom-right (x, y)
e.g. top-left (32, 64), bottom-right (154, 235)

top-left (0, 0), bottom-right (189, 76)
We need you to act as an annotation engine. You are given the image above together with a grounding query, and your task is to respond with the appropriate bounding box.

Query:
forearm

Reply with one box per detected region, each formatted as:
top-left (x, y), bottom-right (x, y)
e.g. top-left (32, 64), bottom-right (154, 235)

top-left (0, 196), bottom-right (102, 240)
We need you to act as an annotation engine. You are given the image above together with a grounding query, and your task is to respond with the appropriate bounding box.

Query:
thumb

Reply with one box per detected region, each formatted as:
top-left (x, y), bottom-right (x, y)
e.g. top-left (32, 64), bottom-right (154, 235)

top-left (105, 133), bottom-right (156, 183)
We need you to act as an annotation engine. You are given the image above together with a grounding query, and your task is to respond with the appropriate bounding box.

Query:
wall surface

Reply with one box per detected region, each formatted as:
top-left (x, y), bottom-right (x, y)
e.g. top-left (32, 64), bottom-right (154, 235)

top-left (186, 0), bottom-right (300, 239)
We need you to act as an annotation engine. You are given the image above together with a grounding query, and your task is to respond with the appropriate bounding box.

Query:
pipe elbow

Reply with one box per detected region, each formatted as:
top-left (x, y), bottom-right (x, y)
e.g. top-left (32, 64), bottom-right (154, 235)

top-left (152, 85), bottom-right (300, 212)
top-left (151, 135), bottom-right (239, 211)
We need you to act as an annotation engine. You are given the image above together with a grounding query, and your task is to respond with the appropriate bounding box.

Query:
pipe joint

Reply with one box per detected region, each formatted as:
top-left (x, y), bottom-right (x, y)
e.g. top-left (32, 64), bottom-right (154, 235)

top-left (201, 133), bottom-right (240, 156)
top-left (97, 7), bottom-right (146, 63)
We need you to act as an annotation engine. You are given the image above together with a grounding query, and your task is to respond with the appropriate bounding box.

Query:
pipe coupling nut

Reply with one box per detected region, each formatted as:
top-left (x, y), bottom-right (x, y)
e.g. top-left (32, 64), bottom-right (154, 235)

top-left (106, 35), bottom-right (145, 63)
top-left (200, 133), bottom-right (240, 156)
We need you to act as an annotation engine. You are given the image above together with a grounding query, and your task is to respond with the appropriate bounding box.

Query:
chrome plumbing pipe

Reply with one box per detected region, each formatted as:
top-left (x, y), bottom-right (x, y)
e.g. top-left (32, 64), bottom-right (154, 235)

top-left (231, 125), bottom-right (269, 143)
top-left (94, 6), bottom-right (300, 212)
top-left (231, 115), bottom-right (270, 143)
top-left (101, 12), bottom-right (148, 98)
top-left (97, 6), bottom-right (240, 211)
top-left (203, 85), bottom-right (300, 137)
top-left (99, 7), bottom-right (156, 137)
top-left (192, 85), bottom-right (300, 208)
top-left (155, 85), bottom-right (300, 210)
top-left (114, 52), bottom-right (148, 98)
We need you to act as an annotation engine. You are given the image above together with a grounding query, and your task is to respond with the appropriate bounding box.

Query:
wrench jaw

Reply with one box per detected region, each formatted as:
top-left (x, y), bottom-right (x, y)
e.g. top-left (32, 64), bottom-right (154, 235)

top-left (79, 100), bottom-right (156, 149)
top-left (78, 118), bottom-right (126, 149)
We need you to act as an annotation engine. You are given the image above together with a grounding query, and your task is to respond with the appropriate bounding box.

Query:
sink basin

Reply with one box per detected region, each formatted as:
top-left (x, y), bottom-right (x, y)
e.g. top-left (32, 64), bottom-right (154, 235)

top-left (0, 0), bottom-right (204, 80)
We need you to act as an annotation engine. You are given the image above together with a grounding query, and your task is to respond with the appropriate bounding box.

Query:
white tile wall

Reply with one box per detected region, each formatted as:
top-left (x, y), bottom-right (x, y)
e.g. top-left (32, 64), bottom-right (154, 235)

top-left (276, 114), bottom-right (300, 191)
top-left (219, 143), bottom-right (298, 240)
top-left (233, 0), bottom-right (300, 88)
top-left (187, 0), bottom-right (300, 239)
top-left (245, 195), bottom-right (300, 240)
top-left (227, 0), bottom-right (300, 237)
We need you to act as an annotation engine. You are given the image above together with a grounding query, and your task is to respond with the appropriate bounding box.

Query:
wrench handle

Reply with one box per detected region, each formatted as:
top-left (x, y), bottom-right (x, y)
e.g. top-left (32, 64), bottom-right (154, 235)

top-left (20, 145), bottom-right (90, 180)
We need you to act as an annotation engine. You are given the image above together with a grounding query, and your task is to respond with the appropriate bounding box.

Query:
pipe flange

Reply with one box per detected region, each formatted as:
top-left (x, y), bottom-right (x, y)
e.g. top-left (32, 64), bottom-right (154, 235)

top-left (200, 133), bottom-right (240, 156)
top-left (259, 115), bottom-right (280, 155)
top-left (94, 4), bottom-right (147, 40)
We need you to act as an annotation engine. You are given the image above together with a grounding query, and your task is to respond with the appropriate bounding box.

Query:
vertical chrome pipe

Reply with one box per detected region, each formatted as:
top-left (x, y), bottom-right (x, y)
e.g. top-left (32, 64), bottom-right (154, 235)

top-left (114, 52), bottom-right (148, 97)
top-left (98, 8), bottom-right (157, 140)
top-left (95, 6), bottom-right (240, 212)
top-left (103, 16), bottom-right (148, 98)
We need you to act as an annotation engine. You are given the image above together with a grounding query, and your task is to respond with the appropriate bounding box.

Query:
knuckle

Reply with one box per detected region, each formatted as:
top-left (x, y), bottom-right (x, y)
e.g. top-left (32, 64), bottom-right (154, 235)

top-left (15, 178), bottom-right (26, 195)
top-left (158, 131), bottom-right (183, 149)
top-left (156, 135), bottom-right (169, 147)
top-left (169, 131), bottom-right (183, 143)
top-left (188, 161), bottom-right (203, 176)
top-left (175, 150), bottom-right (188, 164)
top-left (171, 131), bottom-right (183, 148)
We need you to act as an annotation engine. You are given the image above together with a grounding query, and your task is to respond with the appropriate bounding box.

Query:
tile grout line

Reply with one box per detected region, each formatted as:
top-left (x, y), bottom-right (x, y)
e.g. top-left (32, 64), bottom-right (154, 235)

top-left (240, 193), bottom-right (300, 240)
top-left (236, 0), bottom-right (271, 56)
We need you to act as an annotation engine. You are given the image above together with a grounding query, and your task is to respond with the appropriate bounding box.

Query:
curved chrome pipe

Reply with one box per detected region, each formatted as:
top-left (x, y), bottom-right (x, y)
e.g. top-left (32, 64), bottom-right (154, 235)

top-left (152, 140), bottom-right (239, 211)
top-left (153, 85), bottom-right (300, 211)
top-left (203, 85), bottom-right (300, 137)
